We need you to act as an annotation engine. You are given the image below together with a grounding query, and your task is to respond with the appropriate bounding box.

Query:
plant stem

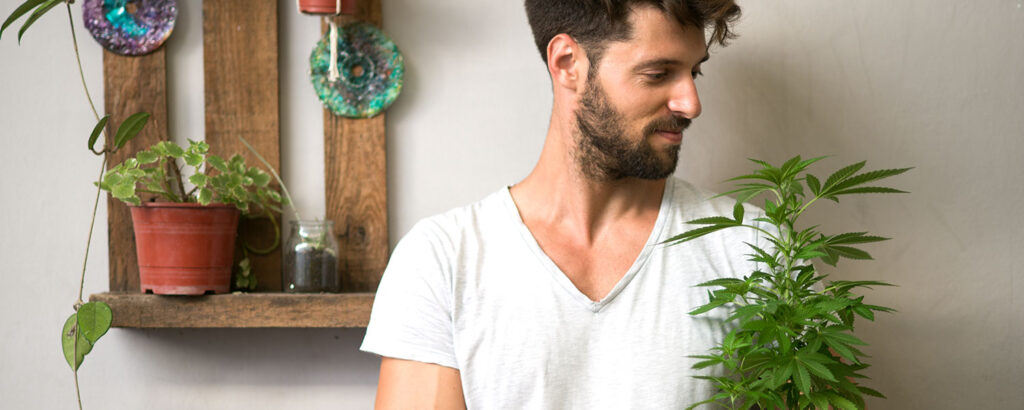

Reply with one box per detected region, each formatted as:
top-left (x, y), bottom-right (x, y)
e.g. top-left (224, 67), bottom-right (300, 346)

top-left (66, 2), bottom-right (102, 126)
top-left (78, 157), bottom-right (107, 303)
top-left (74, 368), bottom-right (82, 410)
top-left (238, 136), bottom-right (301, 221)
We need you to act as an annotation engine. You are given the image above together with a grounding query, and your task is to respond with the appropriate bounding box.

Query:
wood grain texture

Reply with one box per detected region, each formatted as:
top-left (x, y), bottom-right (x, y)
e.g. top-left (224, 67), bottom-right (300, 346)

top-left (323, 0), bottom-right (389, 293)
top-left (90, 292), bottom-right (375, 328)
top-left (103, 48), bottom-right (169, 292)
top-left (203, 0), bottom-right (282, 291)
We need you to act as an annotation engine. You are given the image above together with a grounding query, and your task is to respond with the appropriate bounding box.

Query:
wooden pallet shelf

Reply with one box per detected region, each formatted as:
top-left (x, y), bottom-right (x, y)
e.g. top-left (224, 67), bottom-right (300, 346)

top-left (97, 0), bottom-right (387, 330)
top-left (90, 292), bottom-right (375, 328)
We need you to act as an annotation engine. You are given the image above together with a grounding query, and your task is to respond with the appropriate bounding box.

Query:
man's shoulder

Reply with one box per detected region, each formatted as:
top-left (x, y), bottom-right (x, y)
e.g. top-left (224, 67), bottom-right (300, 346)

top-left (403, 186), bottom-right (513, 244)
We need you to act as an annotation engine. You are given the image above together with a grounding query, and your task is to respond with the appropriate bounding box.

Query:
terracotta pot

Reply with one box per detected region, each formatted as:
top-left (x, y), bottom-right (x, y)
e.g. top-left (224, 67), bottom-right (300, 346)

top-left (297, 0), bottom-right (357, 15)
top-left (130, 203), bottom-right (240, 295)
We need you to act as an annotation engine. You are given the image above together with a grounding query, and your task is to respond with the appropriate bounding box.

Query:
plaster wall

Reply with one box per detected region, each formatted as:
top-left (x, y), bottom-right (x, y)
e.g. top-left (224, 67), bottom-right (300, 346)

top-left (0, 1), bottom-right (1020, 408)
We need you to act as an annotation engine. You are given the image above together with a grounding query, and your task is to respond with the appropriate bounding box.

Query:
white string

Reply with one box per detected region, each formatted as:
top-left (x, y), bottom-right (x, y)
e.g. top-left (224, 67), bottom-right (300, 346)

top-left (328, 19), bottom-right (340, 83)
top-left (336, 0), bottom-right (342, 15)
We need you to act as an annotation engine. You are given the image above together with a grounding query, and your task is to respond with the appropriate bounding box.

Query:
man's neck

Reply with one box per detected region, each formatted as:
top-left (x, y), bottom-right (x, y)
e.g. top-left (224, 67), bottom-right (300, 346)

top-left (509, 122), bottom-right (667, 245)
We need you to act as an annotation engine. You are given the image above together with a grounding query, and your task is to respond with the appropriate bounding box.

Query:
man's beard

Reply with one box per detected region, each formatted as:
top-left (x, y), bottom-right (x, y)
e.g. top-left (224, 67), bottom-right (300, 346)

top-left (574, 77), bottom-right (690, 182)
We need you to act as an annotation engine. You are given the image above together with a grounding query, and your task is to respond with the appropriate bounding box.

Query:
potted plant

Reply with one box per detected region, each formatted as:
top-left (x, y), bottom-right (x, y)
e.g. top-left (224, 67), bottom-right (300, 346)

top-left (666, 156), bottom-right (910, 410)
top-left (98, 139), bottom-right (286, 295)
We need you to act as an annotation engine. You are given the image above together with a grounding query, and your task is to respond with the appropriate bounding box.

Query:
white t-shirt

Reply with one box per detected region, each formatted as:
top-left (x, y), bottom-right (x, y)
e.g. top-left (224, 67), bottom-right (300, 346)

top-left (361, 177), bottom-right (761, 409)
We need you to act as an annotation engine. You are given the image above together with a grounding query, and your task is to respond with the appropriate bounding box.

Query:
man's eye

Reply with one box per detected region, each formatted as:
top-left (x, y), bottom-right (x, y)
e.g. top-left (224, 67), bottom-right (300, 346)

top-left (691, 70), bottom-right (704, 79)
top-left (644, 72), bottom-right (668, 82)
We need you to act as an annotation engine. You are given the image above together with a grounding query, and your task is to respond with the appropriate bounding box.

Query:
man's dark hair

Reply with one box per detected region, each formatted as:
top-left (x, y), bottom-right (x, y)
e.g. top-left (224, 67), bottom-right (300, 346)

top-left (524, 0), bottom-right (741, 67)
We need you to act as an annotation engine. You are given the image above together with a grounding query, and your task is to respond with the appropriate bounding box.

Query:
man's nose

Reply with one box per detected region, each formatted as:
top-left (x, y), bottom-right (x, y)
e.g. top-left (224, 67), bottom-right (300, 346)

top-left (667, 78), bottom-right (702, 119)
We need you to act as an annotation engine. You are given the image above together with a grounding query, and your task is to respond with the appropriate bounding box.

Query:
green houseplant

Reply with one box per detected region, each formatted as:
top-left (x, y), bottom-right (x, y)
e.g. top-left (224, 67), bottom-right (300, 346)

top-left (667, 156), bottom-right (910, 410)
top-left (98, 139), bottom-right (287, 294)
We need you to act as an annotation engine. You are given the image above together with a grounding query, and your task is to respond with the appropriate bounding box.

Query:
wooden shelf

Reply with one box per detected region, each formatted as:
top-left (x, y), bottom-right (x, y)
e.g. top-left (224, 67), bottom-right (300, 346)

top-left (89, 292), bottom-right (375, 328)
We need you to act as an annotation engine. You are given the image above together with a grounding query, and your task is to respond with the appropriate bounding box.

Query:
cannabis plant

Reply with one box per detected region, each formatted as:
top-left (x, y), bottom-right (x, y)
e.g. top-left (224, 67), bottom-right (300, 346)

top-left (667, 156), bottom-right (910, 410)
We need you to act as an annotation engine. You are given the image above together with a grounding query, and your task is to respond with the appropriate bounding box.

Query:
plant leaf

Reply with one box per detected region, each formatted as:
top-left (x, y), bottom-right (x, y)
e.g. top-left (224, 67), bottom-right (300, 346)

top-left (61, 314), bottom-right (93, 371)
top-left (189, 173), bottom-right (208, 188)
top-left (828, 186), bottom-right (908, 197)
top-left (733, 202), bottom-right (745, 222)
top-left (687, 216), bottom-right (737, 225)
top-left (823, 161), bottom-right (866, 191)
top-left (136, 150), bottom-right (158, 164)
top-left (15, 0), bottom-right (59, 43)
top-left (792, 362), bottom-right (812, 396)
top-left (76, 302), bottom-right (112, 344)
top-left (87, 115), bottom-right (110, 152)
top-left (1, 0), bottom-right (47, 40)
top-left (113, 112), bottom-right (150, 150)
top-left (198, 188), bottom-right (213, 205)
top-left (207, 155), bottom-right (228, 172)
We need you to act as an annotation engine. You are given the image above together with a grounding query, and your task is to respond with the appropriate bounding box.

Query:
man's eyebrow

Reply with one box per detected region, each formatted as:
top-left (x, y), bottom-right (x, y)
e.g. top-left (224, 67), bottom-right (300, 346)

top-left (632, 54), bottom-right (710, 71)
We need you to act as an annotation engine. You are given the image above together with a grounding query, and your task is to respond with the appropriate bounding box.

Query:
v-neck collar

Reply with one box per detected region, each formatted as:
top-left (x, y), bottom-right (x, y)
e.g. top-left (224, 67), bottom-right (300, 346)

top-left (501, 179), bottom-right (675, 313)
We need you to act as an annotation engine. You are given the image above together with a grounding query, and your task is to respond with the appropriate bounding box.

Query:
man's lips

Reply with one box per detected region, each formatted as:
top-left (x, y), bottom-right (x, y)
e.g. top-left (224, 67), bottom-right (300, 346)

top-left (656, 129), bottom-right (683, 143)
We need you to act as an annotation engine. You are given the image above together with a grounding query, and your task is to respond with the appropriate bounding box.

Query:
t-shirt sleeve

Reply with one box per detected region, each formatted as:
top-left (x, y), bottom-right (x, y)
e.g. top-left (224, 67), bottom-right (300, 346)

top-left (360, 219), bottom-right (459, 369)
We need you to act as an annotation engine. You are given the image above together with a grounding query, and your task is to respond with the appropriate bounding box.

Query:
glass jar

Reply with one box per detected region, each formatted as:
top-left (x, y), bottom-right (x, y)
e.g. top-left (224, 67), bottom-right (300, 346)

top-left (283, 219), bottom-right (340, 293)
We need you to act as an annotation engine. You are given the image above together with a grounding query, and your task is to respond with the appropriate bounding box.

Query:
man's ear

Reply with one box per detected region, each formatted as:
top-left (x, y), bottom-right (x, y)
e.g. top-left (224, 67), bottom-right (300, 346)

top-left (546, 34), bottom-right (587, 92)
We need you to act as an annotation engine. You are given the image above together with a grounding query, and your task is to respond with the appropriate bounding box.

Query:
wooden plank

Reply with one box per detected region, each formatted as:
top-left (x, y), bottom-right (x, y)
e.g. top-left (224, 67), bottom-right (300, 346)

top-left (323, 0), bottom-right (389, 293)
top-left (203, 0), bottom-right (282, 291)
top-left (90, 292), bottom-right (375, 328)
top-left (103, 48), bottom-right (170, 292)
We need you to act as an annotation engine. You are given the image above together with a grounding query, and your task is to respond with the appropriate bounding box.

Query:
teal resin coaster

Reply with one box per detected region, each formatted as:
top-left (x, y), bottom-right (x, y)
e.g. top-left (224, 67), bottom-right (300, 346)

top-left (310, 22), bottom-right (404, 118)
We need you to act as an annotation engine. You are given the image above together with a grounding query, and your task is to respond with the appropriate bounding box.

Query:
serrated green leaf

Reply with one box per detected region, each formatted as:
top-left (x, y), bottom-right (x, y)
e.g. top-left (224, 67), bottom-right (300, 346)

top-left (87, 115), bottom-right (110, 152)
top-left (183, 152), bottom-right (203, 167)
top-left (828, 232), bottom-right (890, 245)
top-left (198, 188), bottom-right (213, 205)
top-left (189, 173), bottom-right (209, 188)
top-left (806, 173), bottom-right (821, 195)
top-left (165, 142), bottom-right (185, 158)
top-left (687, 216), bottom-right (738, 225)
top-left (207, 155), bottom-right (228, 172)
top-left (251, 170), bottom-right (271, 187)
top-left (1, 0), bottom-right (47, 40)
top-left (828, 186), bottom-right (909, 197)
top-left (825, 392), bottom-right (858, 410)
top-left (858, 386), bottom-right (886, 398)
top-left (113, 112), bottom-right (150, 150)
top-left (62, 314), bottom-right (93, 371)
top-left (799, 355), bottom-right (837, 382)
top-left (809, 393), bottom-right (830, 410)
top-left (15, 0), bottom-right (59, 43)
top-left (733, 202), bottom-right (745, 222)
top-left (111, 182), bottom-right (136, 199)
top-left (689, 297), bottom-right (731, 315)
top-left (694, 278), bottom-right (745, 288)
top-left (662, 224), bottom-right (738, 246)
top-left (823, 161), bottom-right (866, 191)
top-left (827, 245), bottom-right (873, 260)
top-left (76, 302), bottom-right (112, 344)
top-left (136, 150), bottom-right (158, 164)
top-left (793, 362), bottom-right (812, 396)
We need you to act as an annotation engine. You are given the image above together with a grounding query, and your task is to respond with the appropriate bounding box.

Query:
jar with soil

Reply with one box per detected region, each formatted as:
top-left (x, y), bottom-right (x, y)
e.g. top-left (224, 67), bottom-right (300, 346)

top-left (283, 220), bottom-right (340, 292)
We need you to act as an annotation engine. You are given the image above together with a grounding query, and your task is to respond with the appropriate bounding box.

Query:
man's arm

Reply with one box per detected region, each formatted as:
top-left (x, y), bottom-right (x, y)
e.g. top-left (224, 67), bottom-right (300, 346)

top-left (375, 357), bottom-right (466, 410)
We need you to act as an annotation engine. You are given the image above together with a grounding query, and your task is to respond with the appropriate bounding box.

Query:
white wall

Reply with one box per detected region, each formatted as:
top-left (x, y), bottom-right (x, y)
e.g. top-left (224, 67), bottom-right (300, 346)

top-left (1, 1), bottom-right (1020, 409)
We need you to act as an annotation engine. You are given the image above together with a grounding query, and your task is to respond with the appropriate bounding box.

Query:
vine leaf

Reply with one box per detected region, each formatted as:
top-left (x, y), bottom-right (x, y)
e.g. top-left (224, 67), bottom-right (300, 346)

top-left (114, 112), bottom-right (150, 150)
top-left (88, 115), bottom-right (110, 153)
top-left (15, 0), bottom-right (60, 43)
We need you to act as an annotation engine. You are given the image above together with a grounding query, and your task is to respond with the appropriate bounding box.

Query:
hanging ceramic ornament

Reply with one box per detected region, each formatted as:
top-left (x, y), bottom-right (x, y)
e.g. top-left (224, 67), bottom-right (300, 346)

top-left (309, 21), bottom-right (404, 119)
top-left (296, 0), bottom-right (356, 16)
top-left (83, 0), bottom-right (177, 56)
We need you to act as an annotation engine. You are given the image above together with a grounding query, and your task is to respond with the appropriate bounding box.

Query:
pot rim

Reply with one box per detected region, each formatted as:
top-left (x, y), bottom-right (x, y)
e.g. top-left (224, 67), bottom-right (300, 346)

top-left (131, 202), bottom-right (239, 210)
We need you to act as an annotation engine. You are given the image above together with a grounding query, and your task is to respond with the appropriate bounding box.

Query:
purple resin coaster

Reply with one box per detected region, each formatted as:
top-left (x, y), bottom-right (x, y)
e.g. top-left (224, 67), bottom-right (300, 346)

top-left (83, 0), bottom-right (177, 56)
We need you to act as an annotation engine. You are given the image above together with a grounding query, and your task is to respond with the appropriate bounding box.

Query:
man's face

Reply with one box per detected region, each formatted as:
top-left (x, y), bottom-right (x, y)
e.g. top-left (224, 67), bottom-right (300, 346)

top-left (573, 6), bottom-right (708, 181)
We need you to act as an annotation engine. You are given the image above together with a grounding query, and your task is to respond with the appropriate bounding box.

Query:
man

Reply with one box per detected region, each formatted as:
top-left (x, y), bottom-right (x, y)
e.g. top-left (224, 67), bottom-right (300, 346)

top-left (361, 1), bottom-right (747, 408)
